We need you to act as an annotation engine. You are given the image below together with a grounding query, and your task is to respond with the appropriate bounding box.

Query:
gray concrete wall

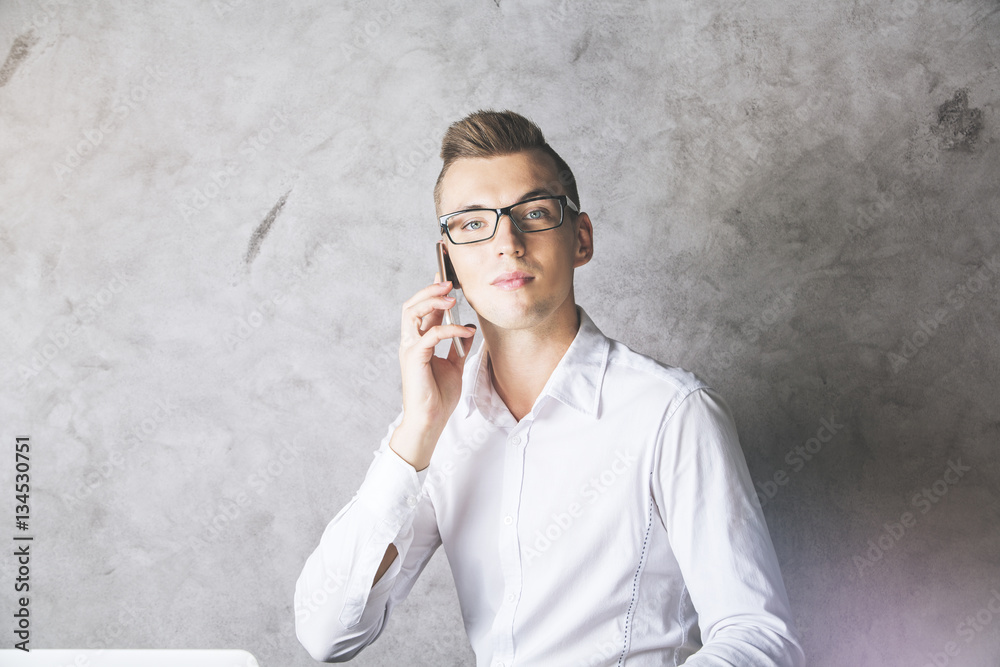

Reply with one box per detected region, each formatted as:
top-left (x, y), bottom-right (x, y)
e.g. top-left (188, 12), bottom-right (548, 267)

top-left (1, 1), bottom-right (997, 665)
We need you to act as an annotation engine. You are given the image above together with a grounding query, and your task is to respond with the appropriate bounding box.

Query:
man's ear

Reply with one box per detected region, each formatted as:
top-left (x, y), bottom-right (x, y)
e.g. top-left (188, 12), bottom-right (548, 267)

top-left (572, 212), bottom-right (594, 269)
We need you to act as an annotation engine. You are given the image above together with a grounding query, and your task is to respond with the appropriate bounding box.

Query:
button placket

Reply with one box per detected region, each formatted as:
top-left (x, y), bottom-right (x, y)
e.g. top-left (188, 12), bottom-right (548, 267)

top-left (492, 425), bottom-right (528, 663)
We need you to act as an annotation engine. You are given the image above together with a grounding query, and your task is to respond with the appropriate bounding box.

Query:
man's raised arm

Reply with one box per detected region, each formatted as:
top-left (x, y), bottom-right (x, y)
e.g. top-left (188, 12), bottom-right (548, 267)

top-left (294, 411), bottom-right (440, 662)
top-left (294, 276), bottom-right (477, 662)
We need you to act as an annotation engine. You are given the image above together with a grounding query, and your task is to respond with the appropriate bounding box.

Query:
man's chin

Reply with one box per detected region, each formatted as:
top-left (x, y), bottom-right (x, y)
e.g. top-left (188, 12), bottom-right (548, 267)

top-left (474, 305), bottom-right (552, 333)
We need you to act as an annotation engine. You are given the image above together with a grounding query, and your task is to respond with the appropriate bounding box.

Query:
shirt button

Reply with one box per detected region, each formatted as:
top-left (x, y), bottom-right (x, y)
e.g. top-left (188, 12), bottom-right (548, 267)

top-left (503, 515), bottom-right (513, 525)
top-left (406, 496), bottom-right (418, 508)
top-left (506, 593), bottom-right (516, 603)
top-left (510, 435), bottom-right (521, 446)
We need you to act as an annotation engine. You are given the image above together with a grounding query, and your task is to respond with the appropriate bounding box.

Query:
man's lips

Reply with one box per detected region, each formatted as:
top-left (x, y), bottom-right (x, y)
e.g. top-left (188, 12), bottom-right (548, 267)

top-left (491, 271), bottom-right (534, 289)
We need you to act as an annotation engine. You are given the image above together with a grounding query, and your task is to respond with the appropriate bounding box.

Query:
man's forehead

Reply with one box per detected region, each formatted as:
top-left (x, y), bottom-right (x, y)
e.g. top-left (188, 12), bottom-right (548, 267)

top-left (439, 149), bottom-right (563, 211)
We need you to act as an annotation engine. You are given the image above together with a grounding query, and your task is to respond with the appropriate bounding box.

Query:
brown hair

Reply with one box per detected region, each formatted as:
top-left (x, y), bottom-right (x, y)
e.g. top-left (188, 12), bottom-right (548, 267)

top-left (433, 109), bottom-right (580, 214)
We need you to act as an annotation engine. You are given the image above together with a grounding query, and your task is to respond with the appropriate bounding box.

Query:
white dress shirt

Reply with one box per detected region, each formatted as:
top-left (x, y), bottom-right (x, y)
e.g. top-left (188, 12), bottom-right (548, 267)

top-left (295, 305), bottom-right (805, 666)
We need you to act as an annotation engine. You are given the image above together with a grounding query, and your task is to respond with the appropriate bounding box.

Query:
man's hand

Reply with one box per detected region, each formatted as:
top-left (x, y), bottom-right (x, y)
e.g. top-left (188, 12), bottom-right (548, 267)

top-left (390, 273), bottom-right (477, 471)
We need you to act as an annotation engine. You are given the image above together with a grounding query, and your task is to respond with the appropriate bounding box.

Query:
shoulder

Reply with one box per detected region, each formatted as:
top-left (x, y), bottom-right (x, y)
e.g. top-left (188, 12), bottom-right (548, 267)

top-left (603, 336), bottom-right (712, 413)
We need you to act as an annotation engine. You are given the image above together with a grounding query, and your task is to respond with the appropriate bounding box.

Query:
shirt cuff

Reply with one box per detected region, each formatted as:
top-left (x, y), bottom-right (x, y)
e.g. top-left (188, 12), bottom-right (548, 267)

top-left (354, 444), bottom-right (427, 525)
top-left (338, 445), bottom-right (429, 629)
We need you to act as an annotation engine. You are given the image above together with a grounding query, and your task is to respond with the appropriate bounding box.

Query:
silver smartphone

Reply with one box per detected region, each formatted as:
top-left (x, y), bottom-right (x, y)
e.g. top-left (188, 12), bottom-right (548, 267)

top-left (436, 240), bottom-right (465, 358)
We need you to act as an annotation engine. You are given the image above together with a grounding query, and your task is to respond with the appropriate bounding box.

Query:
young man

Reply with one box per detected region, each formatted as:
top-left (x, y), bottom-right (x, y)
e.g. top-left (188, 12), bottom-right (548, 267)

top-left (294, 110), bottom-right (805, 666)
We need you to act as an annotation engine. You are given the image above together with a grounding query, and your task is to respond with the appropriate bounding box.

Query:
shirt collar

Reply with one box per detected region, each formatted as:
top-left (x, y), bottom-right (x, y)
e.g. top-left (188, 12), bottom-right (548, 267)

top-left (460, 305), bottom-right (610, 421)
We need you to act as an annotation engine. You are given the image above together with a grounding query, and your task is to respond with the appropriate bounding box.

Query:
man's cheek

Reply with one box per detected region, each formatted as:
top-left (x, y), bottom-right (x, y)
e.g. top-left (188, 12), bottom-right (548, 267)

top-left (461, 286), bottom-right (482, 315)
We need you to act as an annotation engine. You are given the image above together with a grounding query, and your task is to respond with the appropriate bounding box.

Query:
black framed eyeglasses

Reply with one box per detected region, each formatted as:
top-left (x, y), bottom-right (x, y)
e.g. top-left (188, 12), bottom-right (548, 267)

top-left (439, 194), bottom-right (580, 245)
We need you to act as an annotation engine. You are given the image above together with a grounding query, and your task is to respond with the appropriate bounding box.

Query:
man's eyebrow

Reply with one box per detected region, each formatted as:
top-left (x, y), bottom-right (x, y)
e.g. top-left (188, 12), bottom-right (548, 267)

top-left (456, 188), bottom-right (558, 211)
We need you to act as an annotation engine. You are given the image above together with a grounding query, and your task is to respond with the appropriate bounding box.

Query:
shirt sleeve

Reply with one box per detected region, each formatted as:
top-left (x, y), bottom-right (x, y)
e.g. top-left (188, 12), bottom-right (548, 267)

top-left (294, 409), bottom-right (443, 662)
top-left (652, 387), bottom-right (806, 667)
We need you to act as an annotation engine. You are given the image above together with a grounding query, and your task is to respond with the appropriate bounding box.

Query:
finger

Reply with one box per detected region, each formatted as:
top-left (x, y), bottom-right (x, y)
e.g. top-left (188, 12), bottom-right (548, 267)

top-left (402, 279), bottom-right (453, 311)
top-left (418, 303), bottom-right (445, 334)
top-left (405, 323), bottom-right (475, 358)
top-left (446, 324), bottom-right (477, 363)
top-left (400, 277), bottom-right (457, 348)
top-left (405, 294), bottom-right (457, 334)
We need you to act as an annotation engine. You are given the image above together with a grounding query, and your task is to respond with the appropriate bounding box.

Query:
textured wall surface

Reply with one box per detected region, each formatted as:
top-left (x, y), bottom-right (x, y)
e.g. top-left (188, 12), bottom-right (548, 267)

top-left (1, 1), bottom-right (998, 666)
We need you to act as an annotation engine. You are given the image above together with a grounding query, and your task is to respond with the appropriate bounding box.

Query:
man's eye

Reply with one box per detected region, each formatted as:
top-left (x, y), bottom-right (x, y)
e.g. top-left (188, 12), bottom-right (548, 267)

top-left (462, 219), bottom-right (485, 230)
top-left (525, 209), bottom-right (549, 220)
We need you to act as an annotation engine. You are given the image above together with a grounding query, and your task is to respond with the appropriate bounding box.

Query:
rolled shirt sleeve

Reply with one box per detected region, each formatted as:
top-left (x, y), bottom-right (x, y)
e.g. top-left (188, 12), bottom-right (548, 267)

top-left (653, 388), bottom-right (806, 667)
top-left (294, 409), bottom-right (442, 662)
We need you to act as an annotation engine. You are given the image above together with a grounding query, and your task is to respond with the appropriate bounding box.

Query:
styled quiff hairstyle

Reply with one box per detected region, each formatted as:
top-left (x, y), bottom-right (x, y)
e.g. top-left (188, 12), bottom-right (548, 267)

top-left (433, 109), bottom-right (580, 214)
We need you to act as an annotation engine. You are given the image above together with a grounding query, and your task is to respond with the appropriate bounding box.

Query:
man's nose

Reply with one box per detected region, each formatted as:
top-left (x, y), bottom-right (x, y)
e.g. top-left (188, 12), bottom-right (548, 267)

top-left (493, 212), bottom-right (526, 255)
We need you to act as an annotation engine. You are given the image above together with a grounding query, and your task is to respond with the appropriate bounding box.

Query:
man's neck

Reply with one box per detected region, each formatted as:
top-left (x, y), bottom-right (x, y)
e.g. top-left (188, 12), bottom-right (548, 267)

top-left (483, 302), bottom-right (581, 422)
